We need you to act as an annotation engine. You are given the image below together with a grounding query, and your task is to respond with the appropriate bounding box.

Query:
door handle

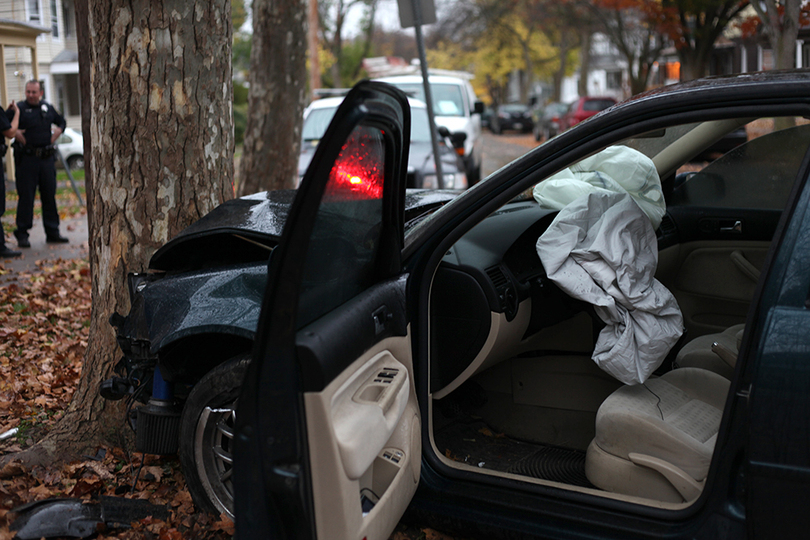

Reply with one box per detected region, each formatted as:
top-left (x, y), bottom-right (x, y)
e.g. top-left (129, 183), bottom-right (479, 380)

top-left (372, 306), bottom-right (392, 335)
top-left (719, 220), bottom-right (742, 233)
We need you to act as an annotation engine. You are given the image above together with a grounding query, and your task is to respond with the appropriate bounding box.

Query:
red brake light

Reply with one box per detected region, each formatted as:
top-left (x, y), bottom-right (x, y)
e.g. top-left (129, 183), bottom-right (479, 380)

top-left (324, 127), bottom-right (385, 200)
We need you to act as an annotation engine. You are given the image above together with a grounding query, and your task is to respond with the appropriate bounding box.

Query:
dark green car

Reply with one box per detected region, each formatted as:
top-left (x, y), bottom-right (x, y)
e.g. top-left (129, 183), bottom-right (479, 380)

top-left (233, 74), bottom-right (810, 539)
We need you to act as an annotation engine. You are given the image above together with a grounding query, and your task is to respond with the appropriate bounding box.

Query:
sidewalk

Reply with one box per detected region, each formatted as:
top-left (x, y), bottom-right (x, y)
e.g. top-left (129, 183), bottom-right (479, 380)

top-left (0, 213), bottom-right (89, 282)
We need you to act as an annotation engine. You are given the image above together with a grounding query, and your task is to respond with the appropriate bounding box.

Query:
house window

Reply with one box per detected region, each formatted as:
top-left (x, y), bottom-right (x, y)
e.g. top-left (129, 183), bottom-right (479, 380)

top-left (762, 48), bottom-right (775, 70)
top-left (27, 0), bottom-right (41, 23)
top-left (606, 71), bottom-right (622, 91)
top-left (62, 0), bottom-right (73, 37)
top-left (50, 0), bottom-right (59, 38)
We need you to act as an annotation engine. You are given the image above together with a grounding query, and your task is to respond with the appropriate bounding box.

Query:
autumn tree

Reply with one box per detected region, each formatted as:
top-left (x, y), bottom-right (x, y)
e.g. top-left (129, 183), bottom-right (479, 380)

top-left (237, 0), bottom-right (308, 195)
top-left (428, 0), bottom-right (568, 104)
top-left (592, 0), bottom-right (676, 95)
top-left (663, 0), bottom-right (749, 80)
top-left (0, 0), bottom-right (235, 468)
top-left (318, 0), bottom-right (379, 88)
top-left (742, 0), bottom-right (810, 70)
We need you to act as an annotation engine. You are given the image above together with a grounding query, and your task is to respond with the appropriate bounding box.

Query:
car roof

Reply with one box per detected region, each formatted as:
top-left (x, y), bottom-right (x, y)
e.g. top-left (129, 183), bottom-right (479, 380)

top-left (375, 75), bottom-right (469, 85)
top-left (305, 95), bottom-right (427, 113)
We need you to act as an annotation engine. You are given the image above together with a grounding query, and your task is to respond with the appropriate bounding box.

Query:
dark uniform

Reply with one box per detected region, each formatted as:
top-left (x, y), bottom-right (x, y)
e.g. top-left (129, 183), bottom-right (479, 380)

top-left (0, 106), bottom-right (15, 256)
top-left (9, 99), bottom-right (67, 244)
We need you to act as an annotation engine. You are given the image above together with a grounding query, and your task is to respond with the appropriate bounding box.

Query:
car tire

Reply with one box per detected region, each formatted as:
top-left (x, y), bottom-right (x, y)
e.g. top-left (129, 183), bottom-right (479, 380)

top-left (67, 155), bottom-right (84, 170)
top-left (179, 354), bottom-right (250, 520)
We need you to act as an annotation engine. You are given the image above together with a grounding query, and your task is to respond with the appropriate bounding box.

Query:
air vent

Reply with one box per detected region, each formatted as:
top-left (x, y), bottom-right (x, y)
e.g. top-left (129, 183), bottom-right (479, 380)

top-left (486, 265), bottom-right (508, 289)
top-left (658, 214), bottom-right (676, 237)
top-left (486, 265), bottom-right (518, 321)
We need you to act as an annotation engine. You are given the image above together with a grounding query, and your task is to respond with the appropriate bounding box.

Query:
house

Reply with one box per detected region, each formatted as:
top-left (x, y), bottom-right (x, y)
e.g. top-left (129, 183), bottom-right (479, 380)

top-left (0, 0), bottom-right (80, 129)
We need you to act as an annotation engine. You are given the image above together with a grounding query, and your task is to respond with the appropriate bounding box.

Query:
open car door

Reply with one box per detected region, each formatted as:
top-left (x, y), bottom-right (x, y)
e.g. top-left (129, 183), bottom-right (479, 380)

top-left (234, 81), bottom-right (419, 540)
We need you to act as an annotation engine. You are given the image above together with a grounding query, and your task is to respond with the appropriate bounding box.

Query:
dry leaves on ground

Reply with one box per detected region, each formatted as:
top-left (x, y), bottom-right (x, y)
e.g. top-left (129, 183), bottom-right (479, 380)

top-left (0, 258), bottom-right (463, 540)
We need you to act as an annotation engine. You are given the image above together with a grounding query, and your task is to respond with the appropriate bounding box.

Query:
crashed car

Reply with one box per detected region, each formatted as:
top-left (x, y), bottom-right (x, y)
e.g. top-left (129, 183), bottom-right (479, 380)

top-left (231, 74), bottom-right (810, 539)
top-left (100, 187), bottom-right (458, 518)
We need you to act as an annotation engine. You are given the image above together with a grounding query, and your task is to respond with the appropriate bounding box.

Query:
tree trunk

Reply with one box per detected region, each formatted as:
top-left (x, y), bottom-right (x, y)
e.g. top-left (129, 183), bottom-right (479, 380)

top-left (578, 29), bottom-right (591, 97)
top-left (238, 0), bottom-right (308, 195)
top-left (1, 0), bottom-right (235, 468)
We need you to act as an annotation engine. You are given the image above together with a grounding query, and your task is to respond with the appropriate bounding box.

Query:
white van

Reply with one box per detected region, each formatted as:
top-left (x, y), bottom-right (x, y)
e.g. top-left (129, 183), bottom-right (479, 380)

top-left (375, 74), bottom-right (485, 185)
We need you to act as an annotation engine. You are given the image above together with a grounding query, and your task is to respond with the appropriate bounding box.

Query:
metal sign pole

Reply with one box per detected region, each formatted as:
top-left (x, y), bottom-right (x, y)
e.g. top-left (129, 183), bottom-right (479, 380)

top-left (56, 148), bottom-right (84, 206)
top-left (409, 1), bottom-right (445, 189)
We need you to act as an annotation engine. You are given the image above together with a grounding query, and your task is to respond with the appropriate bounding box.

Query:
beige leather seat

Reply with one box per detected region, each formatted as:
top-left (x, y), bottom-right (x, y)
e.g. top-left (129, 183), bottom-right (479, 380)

top-left (675, 324), bottom-right (744, 380)
top-left (585, 368), bottom-right (730, 503)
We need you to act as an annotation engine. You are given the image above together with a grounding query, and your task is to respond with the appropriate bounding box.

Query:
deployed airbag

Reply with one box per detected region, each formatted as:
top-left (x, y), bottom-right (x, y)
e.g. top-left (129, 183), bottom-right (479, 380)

top-left (534, 147), bottom-right (682, 384)
top-left (533, 145), bottom-right (666, 230)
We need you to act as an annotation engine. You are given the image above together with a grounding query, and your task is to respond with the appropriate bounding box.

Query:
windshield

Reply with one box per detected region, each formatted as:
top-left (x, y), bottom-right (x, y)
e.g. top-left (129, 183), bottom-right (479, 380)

top-left (302, 107), bottom-right (338, 141)
top-left (387, 83), bottom-right (466, 117)
top-left (303, 104), bottom-right (432, 144)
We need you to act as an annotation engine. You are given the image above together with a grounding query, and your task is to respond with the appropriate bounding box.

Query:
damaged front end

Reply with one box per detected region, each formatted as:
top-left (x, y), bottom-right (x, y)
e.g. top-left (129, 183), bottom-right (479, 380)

top-left (100, 272), bottom-right (182, 455)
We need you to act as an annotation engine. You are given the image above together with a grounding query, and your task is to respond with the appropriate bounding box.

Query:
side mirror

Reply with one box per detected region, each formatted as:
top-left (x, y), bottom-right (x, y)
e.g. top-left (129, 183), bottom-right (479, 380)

top-left (473, 101), bottom-right (485, 115)
top-left (437, 126), bottom-right (451, 138)
top-left (449, 131), bottom-right (466, 149)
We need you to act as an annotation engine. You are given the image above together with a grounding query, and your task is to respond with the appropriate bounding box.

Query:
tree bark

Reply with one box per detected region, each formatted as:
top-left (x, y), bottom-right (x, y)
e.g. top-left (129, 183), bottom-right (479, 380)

top-left (2, 0), bottom-right (234, 468)
top-left (238, 0), bottom-right (308, 195)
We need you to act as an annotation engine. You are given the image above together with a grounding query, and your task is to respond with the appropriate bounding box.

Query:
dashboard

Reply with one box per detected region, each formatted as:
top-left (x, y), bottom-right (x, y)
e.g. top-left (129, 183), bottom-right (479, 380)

top-left (430, 201), bottom-right (590, 395)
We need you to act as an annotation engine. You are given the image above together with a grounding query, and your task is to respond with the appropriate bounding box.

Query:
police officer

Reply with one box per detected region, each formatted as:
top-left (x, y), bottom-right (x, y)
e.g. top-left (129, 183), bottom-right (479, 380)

top-left (10, 80), bottom-right (68, 247)
top-left (0, 100), bottom-right (20, 258)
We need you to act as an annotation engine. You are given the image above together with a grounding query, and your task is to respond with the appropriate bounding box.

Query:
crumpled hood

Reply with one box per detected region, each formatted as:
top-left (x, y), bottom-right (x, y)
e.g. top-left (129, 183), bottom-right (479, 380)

top-left (150, 189), bottom-right (459, 271)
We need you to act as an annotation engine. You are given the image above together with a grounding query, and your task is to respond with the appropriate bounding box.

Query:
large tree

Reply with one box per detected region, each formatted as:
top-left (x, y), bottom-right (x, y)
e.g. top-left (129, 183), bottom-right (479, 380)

top-left (1, 0), bottom-right (235, 467)
top-left (743, 0), bottom-right (810, 70)
top-left (664, 0), bottom-right (749, 80)
top-left (593, 0), bottom-right (676, 95)
top-left (237, 0), bottom-right (308, 196)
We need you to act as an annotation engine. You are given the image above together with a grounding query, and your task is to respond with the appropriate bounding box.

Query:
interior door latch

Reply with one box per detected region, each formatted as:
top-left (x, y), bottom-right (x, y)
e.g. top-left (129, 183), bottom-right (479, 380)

top-left (372, 306), bottom-right (392, 335)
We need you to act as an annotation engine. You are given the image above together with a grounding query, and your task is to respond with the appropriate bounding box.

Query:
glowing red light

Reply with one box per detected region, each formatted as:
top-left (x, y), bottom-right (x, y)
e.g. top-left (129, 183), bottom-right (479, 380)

top-left (324, 127), bottom-right (385, 200)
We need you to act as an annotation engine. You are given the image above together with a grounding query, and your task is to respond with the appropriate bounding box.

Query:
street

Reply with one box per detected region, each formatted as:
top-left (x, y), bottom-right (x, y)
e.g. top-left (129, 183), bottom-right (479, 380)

top-left (481, 130), bottom-right (542, 178)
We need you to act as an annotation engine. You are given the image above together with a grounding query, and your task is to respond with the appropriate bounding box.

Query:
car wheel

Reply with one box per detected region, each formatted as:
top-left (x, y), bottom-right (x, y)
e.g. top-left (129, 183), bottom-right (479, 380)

top-left (179, 354), bottom-right (250, 519)
top-left (67, 155), bottom-right (84, 170)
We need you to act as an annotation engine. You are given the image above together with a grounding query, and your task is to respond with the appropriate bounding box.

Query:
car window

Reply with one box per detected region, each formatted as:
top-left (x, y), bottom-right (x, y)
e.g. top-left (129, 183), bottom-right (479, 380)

top-left (297, 124), bottom-right (386, 328)
top-left (389, 83), bottom-right (466, 117)
top-left (57, 134), bottom-right (72, 144)
top-left (671, 121), bottom-right (810, 210)
top-left (302, 107), bottom-right (338, 141)
top-left (582, 99), bottom-right (615, 112)
top-left (410, 108), bottom-right (432, 143)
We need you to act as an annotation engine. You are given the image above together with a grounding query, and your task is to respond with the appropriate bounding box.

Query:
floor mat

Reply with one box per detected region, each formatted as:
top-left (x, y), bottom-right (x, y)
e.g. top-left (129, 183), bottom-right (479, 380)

top-left (507, 445), bottom-right (593, 487)
top-left (433, 418), bottom-right (594, 488)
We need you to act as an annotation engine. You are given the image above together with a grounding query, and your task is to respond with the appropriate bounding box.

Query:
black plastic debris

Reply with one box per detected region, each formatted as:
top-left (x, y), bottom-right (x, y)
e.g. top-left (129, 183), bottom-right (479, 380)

top-left (10, 496), bottom-right (170, 539)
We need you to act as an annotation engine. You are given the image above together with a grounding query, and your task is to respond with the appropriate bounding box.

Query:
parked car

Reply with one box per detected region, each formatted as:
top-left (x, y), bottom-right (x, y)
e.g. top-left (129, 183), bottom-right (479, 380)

top-left (55, 127), bottom-right (84, 170)
top-left (103, 73), bottom-right (810, 539)
top-left (560, 96), bottom-right (617, 131)
top-left (532, 101), bottom-right (568, 141)
top-left (490, 103), bottom-right (533, 134)
top-left (299, 96), bottom-right (468, 189)
top-left (374, 74), bottom-right (485, 184)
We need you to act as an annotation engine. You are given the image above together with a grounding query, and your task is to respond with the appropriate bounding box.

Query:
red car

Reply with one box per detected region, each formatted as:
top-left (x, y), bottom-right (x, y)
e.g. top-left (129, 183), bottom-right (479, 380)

top-left (561, 96), bottom-right (617, 131)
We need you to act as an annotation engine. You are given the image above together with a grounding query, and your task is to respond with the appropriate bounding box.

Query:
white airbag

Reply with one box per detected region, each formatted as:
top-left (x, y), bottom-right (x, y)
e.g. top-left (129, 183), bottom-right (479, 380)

top-left (536, 191), bottom-right (683, 385)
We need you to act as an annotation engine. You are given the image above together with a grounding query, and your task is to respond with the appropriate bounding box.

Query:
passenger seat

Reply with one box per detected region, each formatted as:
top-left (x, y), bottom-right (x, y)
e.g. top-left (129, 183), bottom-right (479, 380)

top-left (585, 367), bottom-right (729, 503)
top-left (675, 324), bottom-right (744, 380)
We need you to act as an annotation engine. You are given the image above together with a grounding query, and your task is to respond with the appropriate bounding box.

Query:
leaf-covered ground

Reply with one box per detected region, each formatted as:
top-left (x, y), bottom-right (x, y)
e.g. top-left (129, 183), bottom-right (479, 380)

top-left (0, 258), bottom-right (462, 539)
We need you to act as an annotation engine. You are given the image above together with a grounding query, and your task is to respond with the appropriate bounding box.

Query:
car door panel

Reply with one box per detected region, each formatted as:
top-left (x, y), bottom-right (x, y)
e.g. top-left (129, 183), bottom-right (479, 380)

top-left (305, 332), bottom-right (420, 540)
top-left (657, 239), bottom-right (771, 336)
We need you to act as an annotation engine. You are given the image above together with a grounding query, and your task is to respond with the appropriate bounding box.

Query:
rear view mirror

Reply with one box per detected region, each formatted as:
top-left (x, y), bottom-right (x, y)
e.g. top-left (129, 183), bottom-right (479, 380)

top-left (474, 101), bottom-right (485, 115)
